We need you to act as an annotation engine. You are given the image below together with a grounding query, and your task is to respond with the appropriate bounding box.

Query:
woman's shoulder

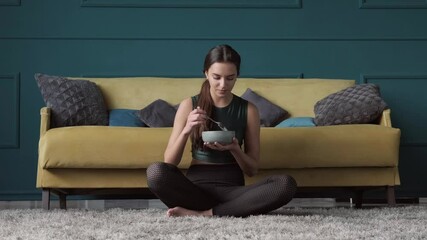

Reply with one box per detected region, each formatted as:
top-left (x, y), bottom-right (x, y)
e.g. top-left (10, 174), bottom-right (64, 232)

top-left (233, 94), bottom-right (254, 109)
top-left (232, 94), bottom-right (247, 104)
top-left (234, 94), bottom-right (258, 118)
top-left (178, 97), bottom-right (194, 109)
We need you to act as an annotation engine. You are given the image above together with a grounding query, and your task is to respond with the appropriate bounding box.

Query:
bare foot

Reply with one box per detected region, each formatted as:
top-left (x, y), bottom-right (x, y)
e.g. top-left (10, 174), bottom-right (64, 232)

top-left (167, 207), bottom-right (213, 217)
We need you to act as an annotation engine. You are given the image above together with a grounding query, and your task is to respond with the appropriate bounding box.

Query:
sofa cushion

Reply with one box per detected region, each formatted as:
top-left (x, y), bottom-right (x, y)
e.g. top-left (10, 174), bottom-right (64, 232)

top-left (38, 125), bottom-right (399, 169)
top-left (259, 125), bottom-right (400, 169)
top-left (35, 73), bottom-right (109, 128)
top-left (73, 77), bottom-right (355, 117)
top-left (275, 117), bottom-right (315, 128)
top-left (39, 126), bottom-right (192, 169)
top-left (314, 83), bottom-right (388, 126)
top-left (109, 109), bottom-right (147, 127)
top-left (137, 99), bottom-right (177, 127)
top-left (241, 88), bottom-right (289, 127)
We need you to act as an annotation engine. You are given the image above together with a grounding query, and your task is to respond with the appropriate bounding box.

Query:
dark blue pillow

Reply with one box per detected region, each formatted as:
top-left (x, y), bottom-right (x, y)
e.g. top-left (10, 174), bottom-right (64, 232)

top-left (109, 109), bottom-right (147, 127)
top-left (275, 117), bottom-right (315, 128)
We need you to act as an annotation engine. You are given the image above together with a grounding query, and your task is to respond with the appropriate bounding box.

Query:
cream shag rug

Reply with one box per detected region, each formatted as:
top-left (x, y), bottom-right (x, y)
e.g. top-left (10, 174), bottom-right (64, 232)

top-left (1, 206), bottom-right (426, 240)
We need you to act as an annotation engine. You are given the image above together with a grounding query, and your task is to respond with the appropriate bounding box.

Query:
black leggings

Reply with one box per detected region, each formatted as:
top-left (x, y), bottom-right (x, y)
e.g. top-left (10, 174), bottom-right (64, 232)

top-left (146, 162), bottom-right (297, 217)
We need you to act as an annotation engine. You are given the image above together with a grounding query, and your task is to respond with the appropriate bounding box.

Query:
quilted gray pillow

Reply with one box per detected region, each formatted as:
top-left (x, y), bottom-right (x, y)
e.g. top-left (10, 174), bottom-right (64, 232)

top-left (314, 83), bottom-right (388, 126)
top-left (35, 73), bottom-right (109, 128)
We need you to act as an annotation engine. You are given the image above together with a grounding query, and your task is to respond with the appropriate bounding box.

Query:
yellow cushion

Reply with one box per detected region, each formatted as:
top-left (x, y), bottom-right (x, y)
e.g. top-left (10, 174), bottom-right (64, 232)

top-left (73, 77), bottom-right (355, 117)
top-left (259, 125), bottom-right (400, 169)
top-left (40, 124), bottom-right (400, 169)
top-left (39, 126), bottom-right (192, 169)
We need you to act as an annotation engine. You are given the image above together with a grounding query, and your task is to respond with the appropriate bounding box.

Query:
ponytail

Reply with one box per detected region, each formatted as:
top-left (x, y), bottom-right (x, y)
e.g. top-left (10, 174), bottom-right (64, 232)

top-left (191, 80), bottom-right (214, 150)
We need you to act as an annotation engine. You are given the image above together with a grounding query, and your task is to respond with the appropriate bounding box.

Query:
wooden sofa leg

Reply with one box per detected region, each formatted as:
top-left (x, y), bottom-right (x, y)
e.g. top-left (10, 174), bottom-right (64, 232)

top-left (354, 190), bottom-right (364, 208)
top-left (386, 186), bottom-right (396, 206)
top-left (42, 188), bottom-right (50, 210)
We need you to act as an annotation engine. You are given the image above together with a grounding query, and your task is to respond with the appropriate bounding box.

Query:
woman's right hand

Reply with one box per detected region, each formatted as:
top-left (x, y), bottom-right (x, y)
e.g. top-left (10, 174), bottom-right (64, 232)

top-left (182, 106), bottom-right (206, 135)
top-left (165, 101), bottom-right (205, 165)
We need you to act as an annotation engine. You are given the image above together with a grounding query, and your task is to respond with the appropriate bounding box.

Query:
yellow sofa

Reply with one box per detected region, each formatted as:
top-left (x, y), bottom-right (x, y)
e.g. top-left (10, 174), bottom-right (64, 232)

top-left (36, 77), bottom-right (401, 209)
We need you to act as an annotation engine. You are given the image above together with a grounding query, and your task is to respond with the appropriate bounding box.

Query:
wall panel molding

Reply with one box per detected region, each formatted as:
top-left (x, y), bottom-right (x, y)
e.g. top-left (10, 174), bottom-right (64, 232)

top-left (359, 0), bottom-right (427, 9)
top-left (0, 0), bottom-right (20, 6)
top-left (3, 36), bottom-right (427, 41)
top-left (362, 74), bottom-right (427, 83)
top-left (0, 73), bottom-right (20, 149)
top-left (81, 0), bottom-right (302, 8)
top-left (361, 74), bottom-right (427, 147)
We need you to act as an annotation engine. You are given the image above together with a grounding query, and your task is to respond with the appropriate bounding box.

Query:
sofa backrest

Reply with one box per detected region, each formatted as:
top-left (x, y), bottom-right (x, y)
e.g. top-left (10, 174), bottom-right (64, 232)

top-left (77, 77), bottom-right (355, 117)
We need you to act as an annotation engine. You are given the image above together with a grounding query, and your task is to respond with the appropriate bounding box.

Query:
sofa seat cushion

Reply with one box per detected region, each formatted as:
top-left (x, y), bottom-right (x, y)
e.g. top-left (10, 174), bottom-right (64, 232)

top-left (259, 125), bottom-right (400, 169)
top-left (39, 126), bottom-right (192, 169)
top-left (40, 125), bottom-right (400, 170)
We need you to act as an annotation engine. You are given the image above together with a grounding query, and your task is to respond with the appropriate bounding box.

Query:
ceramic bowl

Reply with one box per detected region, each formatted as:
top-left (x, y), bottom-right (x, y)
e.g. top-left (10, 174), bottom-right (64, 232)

top-left (202, 131), bottom-right (235, 144)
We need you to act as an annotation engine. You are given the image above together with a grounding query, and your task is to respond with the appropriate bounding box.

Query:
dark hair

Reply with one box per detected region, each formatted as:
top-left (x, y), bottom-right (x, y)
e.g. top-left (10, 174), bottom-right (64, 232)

top-left (192, 44), bottom-right (241, 149)
top-left (203, 44), bottom-right (241, 76)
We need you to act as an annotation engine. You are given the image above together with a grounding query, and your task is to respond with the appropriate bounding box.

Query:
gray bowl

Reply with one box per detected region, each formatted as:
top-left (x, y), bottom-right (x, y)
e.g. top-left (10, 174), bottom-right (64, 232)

top-left (202, 131), bottom-right (235, 144)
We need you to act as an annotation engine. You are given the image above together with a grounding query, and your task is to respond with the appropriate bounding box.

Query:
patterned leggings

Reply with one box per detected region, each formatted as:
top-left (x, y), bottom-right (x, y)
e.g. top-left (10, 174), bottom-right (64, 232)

top-left (146, 162), bottom-right (297, 217)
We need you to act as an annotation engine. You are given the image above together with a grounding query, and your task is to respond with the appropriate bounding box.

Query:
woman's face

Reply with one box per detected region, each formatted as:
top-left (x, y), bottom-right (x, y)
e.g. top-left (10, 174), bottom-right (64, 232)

top-left (205, 62), bottom-right (238, 99)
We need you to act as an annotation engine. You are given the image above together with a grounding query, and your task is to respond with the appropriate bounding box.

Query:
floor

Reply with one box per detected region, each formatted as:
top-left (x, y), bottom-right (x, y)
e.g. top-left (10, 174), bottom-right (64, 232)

top-left (1, 198), bottom-right (425, 210)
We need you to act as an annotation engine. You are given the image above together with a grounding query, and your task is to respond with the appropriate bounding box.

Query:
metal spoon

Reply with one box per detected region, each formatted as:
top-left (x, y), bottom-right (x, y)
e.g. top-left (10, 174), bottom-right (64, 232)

top-left (205, 116), bottom-right (228, 131)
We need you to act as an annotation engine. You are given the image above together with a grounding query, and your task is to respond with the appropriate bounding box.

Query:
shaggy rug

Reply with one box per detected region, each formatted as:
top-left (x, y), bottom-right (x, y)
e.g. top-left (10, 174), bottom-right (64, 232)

top-left (1, 206), bottom-right (426, 240)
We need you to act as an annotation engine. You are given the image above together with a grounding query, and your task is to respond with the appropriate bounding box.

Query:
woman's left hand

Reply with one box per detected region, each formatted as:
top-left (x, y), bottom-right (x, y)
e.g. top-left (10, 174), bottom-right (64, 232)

top-left (204, 137), bottom-right (239, 151)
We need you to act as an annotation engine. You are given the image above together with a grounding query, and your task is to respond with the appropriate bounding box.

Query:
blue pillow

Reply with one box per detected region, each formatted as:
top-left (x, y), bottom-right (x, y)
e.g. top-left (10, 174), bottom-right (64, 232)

top-left (109, 109), bottom-right (147, 127)
top-left (275, 117), bottom-right (315, 128)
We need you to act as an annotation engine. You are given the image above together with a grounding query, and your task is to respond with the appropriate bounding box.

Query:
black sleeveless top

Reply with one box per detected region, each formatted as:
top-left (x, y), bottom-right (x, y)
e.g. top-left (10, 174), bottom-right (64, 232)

top-left (191, 94), bottom-right (248, 164)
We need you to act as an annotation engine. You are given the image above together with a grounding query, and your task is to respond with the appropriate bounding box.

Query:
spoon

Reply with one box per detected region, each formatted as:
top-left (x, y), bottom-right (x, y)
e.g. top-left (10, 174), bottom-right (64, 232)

top-left (205, 116), bottom-right (228, 131)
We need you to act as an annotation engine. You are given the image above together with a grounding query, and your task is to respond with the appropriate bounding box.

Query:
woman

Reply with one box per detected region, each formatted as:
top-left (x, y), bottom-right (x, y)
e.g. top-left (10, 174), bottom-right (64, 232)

top-left (147, 44), bottom-right (297, 217)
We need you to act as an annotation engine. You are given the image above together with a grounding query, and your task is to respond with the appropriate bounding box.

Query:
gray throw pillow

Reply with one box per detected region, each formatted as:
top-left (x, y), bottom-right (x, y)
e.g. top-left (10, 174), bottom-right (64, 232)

top-left (314, 83), bottom-right (388, 126)
top-left (137, 99), bottom-right (177, 127)
top-left (35, 73), bottom-right (109, 128)
top-left (241, 88), bottom-right (289, 127)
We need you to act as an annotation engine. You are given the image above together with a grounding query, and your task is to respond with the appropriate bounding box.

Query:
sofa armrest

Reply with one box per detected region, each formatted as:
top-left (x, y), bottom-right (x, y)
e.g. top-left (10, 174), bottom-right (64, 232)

top-left (40, 107), bottom-right (51, 136)
top-left (379, 109), bottom-right (392, 127)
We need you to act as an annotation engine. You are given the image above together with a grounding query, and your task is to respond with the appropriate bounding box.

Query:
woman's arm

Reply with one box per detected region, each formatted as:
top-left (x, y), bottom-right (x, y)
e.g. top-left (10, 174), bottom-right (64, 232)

top-left (230, 102), bottom-right (260, 176)
top-left (164, 98), bottom-right (206, 166)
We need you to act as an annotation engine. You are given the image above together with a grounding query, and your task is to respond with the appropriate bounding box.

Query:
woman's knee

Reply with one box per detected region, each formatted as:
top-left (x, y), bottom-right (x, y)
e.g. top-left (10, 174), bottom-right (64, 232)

top-left (146, 162), bottom-right (173, 188)
top-left (272, 175), bottom-right (298, 196)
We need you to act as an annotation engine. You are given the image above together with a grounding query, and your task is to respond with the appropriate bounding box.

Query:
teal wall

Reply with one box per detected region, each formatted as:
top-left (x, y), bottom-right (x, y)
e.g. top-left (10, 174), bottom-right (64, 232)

top-left (1, 0), bottom-right (426, 200)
